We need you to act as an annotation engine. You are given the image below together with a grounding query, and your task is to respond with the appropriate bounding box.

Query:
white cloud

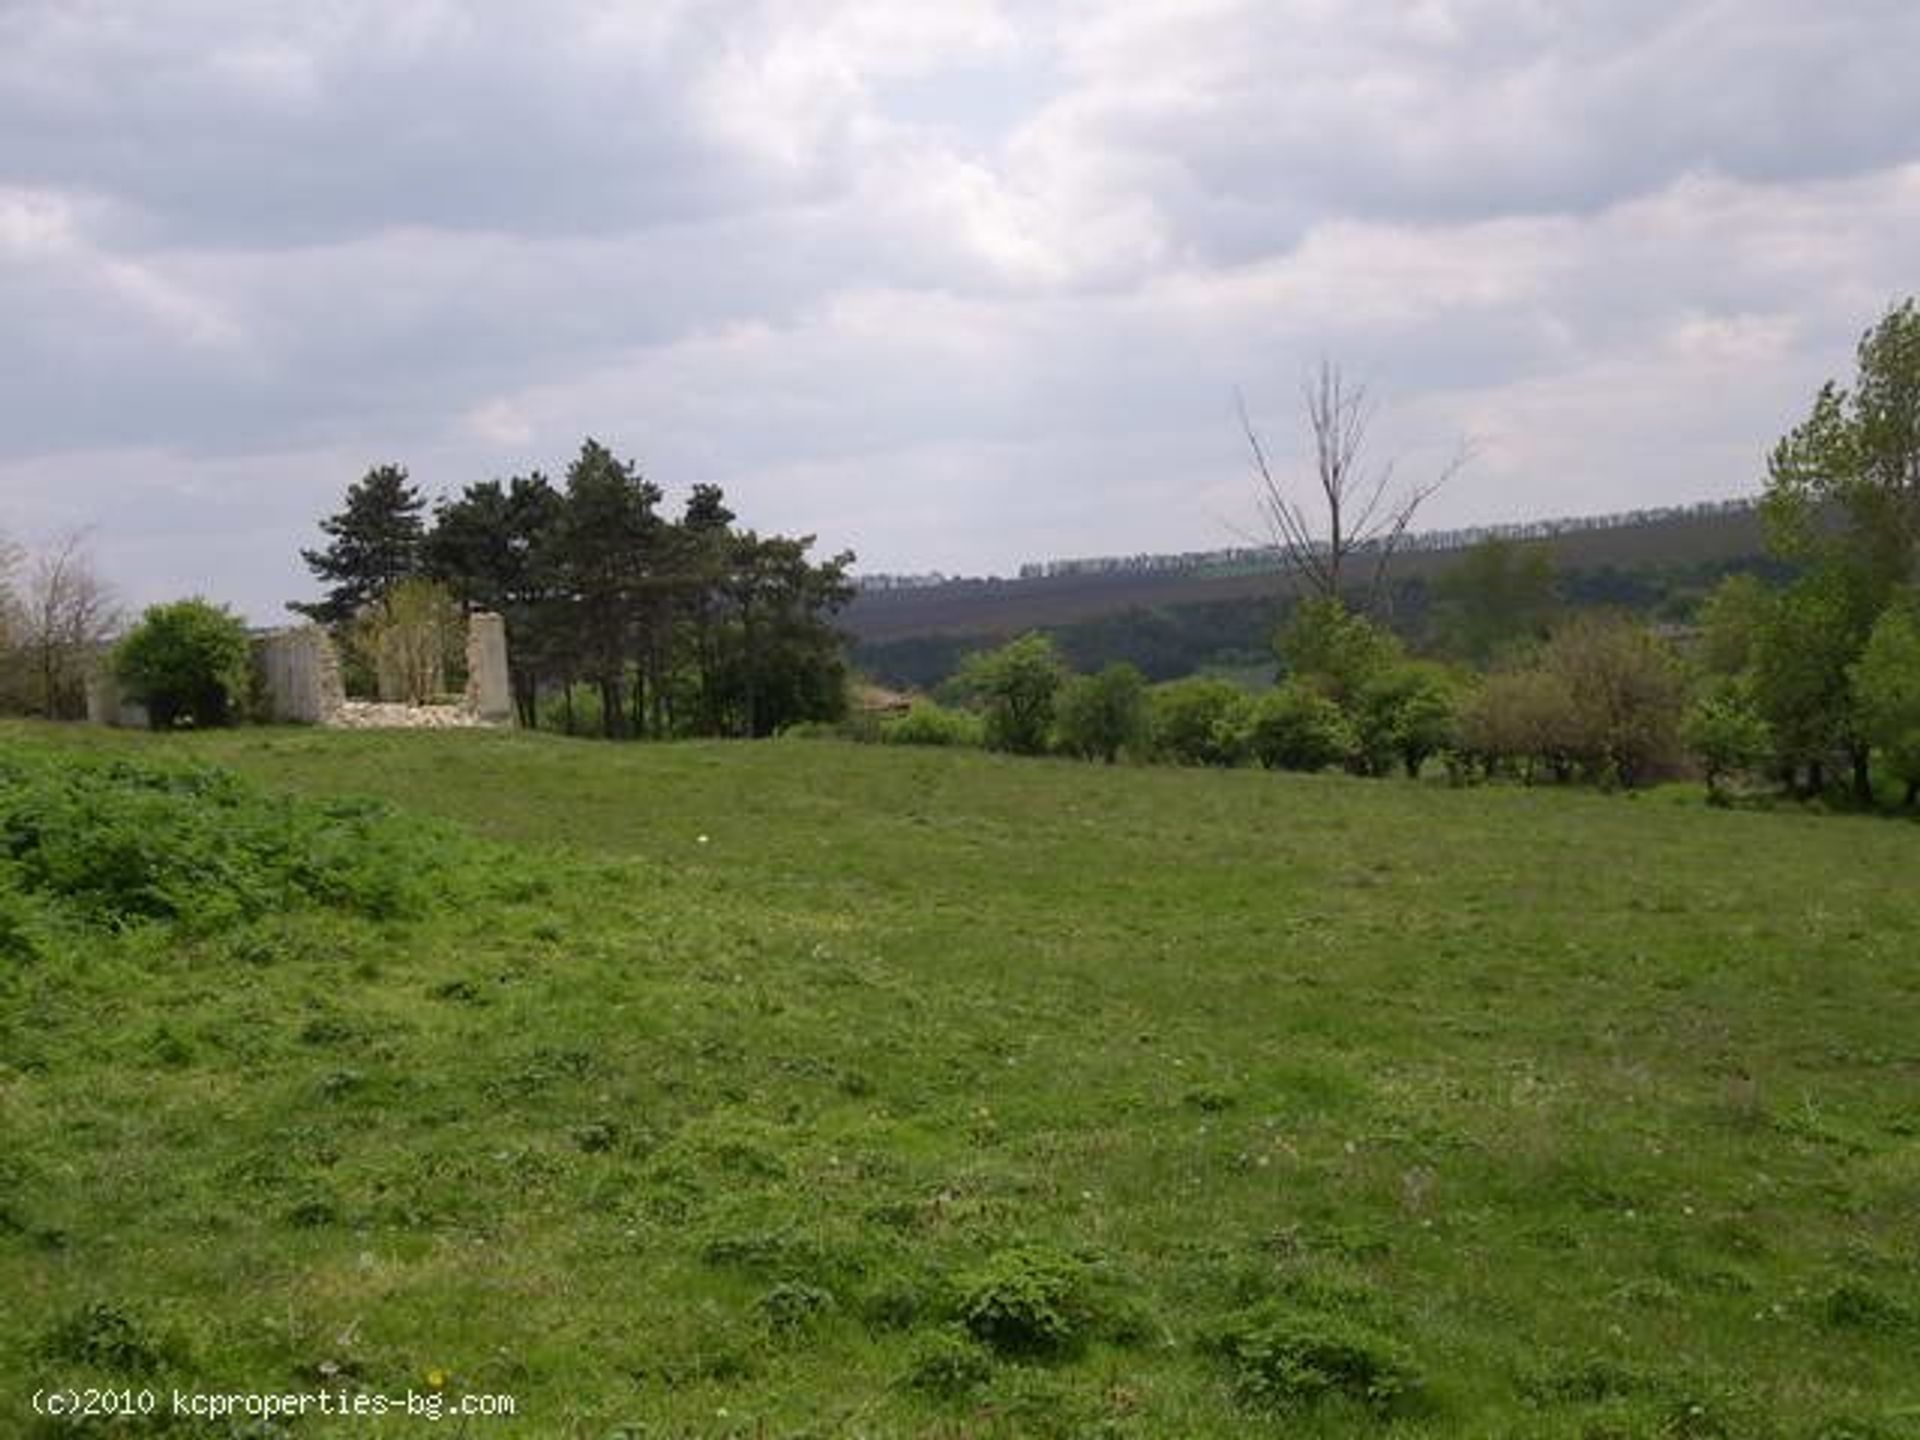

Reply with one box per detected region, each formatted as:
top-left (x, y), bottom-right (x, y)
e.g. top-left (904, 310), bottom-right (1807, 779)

top-left (0, 1), bottom-right (1916, 614)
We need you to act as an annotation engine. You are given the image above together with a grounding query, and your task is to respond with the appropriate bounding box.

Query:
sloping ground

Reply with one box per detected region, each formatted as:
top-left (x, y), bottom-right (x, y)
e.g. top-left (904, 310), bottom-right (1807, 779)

top-left (3, 722), bottom-right (1917, 1437)
top-left (843, 505), bottom-right (1770, 642)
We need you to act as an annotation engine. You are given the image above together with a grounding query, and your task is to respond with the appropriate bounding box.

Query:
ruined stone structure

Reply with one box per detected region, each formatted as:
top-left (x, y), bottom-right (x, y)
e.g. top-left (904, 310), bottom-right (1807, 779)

top-left (464, 611), bottom-right (513, 723)
top-left (89, 614), bottom-right (514, 731)
top-left (253, 624), bottom-right (347, 724)
top-left (84, 668), bottom-right (149, 729)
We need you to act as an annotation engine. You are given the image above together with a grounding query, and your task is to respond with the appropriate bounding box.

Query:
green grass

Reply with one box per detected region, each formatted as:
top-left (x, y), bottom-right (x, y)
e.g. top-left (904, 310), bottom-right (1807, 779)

top-left (3, 720), bottom-right (1918, 1437)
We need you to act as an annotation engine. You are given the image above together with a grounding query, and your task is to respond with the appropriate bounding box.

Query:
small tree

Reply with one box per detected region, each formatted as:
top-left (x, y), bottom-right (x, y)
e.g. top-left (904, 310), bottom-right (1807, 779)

top-left (1277, 597), bottom-right (1400, 707)
top-left (1538, 614), bottom-right (1686, 788)
top-left (114, 599), bottom-right (253, 729)
top-left (1246, 680), bottom-right (1356, 772)
top-left (351, 577), bottom-right (461, 704)
top-left (959, 633), bottom-right (1065, 756)
top-left (1353, 662), bottom-right (1459, 778)
top-left (1432, 536), bottom-right (1557, 664)
top-left (1054, 662), bottom-right (1147, 763)
top-left (1241, 361), bottom-right (1471, 613)
top-left (19, 531), bottom-right (119, 718)
top-left (1851, 598), bottom-right (1920, 806)
top-left (1683, 680), bottom-right (1775, 802)
top-left (1147, 677), bottom-right (1252, 767)
top-left (1458, 669), bottom-right (1584, 784)
top-left (1695, 573), bottom-right (1773, 676)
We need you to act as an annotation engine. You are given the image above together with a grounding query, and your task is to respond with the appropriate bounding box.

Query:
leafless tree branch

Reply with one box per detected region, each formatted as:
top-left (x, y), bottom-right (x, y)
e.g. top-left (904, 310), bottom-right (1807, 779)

top-left (1241, 360), bottom-right (1473, 613)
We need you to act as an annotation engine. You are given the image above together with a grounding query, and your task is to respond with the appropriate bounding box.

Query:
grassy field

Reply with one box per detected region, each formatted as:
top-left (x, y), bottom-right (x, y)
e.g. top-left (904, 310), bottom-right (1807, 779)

top-left (3, 720), bottom-right (1918, 1438)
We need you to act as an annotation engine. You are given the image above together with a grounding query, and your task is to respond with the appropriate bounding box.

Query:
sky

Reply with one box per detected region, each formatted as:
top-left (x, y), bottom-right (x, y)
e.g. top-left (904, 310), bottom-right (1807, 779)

top-left (3, 1), bottom-right (1917, 622)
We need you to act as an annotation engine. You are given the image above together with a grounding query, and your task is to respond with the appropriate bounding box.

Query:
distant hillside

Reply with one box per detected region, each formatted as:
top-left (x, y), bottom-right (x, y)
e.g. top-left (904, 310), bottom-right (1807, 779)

top-left (846, 498), bottom-right (1765, 641)
top-left (847, 498), bottom-right (1777, 688)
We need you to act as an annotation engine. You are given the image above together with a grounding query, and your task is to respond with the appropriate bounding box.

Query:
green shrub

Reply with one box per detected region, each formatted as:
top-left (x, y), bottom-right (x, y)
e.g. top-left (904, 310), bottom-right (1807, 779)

top-left (0, 751), bottom-right (455, 930)
top-left (1053, 662), bottom-right (1147, 763)
top-left (1203, 1305), bottom-right (1422, 1415)
top-left (881, 701), bottom-right (984, 748)
top-left (1353, 662), bottom-right (1460, 777)
top-left (38, 1301), bottom-right (172, 1374)
top-left (958, 1245), bottom-right (1093, 1358)
top-left (1683, 680), bottom-right (1775, 800)
top-left (112, 597), bottom-right (253, 729)
top-left (758, 1280), bottom-right (835, 1335)
top-left (1246, 681), bottom-right (1357, 772)
top-left (1148, 677), bottom-right (1252, 767)
top-left (903, 1330), bottom-right (994, 1398)
top-left (958, 634), bottom-right (1065, 755)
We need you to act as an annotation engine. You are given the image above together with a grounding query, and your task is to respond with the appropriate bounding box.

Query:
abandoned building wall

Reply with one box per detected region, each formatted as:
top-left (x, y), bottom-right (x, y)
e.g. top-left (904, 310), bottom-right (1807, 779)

top-left (90, 614), bottom-right (510, 730)
top-left (84, 667), bottom-right (149, 729)
top-left (464, 611), bottom-right (513, 723)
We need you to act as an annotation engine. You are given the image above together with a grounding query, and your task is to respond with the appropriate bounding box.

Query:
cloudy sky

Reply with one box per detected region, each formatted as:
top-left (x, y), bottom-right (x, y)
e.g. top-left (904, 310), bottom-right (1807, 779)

top-left (3, 1), bottom-right (1917, 620)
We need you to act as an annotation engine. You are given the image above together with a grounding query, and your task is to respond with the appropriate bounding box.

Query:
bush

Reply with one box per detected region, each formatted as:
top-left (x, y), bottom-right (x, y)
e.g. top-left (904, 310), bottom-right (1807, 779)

top-left (1850, 597), bottom-right (1920, 805)
top-left (881, 701), bottom-right (984, 748)
top-left (1458, 667), bottom-right (1585, 783)
top-left (957, 634), bottom-right (1064, 755)
top-left (1683, 680), bottom-right (1775, 800)
top-left (1353, 662), bottom-right (1460, 777)
top-left (1053, 662), bottom-right (1147, 763)
top-left (1278, 599), bottom-right (1400, 706)
top-left (1148, 677), bottom-right (1252, 767)
top-left (1203, 1305), bottom-right (1422, 1415)
top-left (958, 1245), bottom-right (1094, 1358)
top-left (0, 750), bottom-right (456, 931)
top-left (904, 1330), bottom-right (995, 1398)
top-left (1246, 681), bottom-right (1356, 772)
top-left (112, 597), bottom-right (252, 730)
top-left (1539, 613), bottom-right (1687, 787)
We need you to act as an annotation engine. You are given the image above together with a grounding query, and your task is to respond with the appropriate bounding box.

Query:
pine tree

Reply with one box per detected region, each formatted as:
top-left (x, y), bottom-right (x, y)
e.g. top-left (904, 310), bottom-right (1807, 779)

top-left (293, 464), bottom-right (426, 625)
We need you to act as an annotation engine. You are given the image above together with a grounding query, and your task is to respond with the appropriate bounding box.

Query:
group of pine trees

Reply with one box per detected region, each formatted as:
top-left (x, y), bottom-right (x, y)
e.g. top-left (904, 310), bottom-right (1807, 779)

top-left (296, 439), bottom-right (855, 738)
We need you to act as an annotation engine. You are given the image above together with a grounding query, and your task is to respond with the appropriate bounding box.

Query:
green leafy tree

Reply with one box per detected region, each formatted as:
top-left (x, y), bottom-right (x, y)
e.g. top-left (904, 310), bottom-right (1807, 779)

top-left (1246, 680), bottom-right (1356, 772)
top-left (1752, 568), bottom-right (1876, 795)
top-left (552, 440), bottom-right (664, 738)
top-left (959, 634), bottom-right (1065, 755)
top-left (113, 599), bottom-right (253, 730)
top-left (1763, 298), bottom-right (1920, 799)
top-left (1054, 662), bottom-right (1148, 763)
top-left (1850, 597), bottom-right (1920, 806)
top-left (1432, 536), bottom-right (1557, 664)
top-left (1354, 662), bottom-right (1460, 778)
top-left (1277, 598), bottom-right (1400, 708)
top-left (294, 464), bottom-right (426, 625)
top-left (351, 577), bottom-right (462, 705)
top-left (424, 473), bottom-right (565, 725)
top-left (715, 530), bottom-right (855, 738)
top-left (1683, 679), bottom-right (1774, 802)
top-left (1146, 677), bottom-right (1252, 767)
top-left (1767, 298), bottom-right (1920, 595)
top-left (1695, 573), bottom-right (1773, 676)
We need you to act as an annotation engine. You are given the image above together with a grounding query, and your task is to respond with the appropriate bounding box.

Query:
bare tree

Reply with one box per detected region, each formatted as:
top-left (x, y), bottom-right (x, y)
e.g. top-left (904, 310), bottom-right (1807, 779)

top-left (1241, 360), bottom-right (1472, 613)
top-left (20, 530), bottom-right (120, 718)
top-left (0, 530), bottom-right (22, 651)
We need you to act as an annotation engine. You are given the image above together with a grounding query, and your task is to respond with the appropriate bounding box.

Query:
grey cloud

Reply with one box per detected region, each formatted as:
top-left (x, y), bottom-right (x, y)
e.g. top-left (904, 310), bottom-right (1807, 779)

top-left (2, 1), bottom-right (1917, 617)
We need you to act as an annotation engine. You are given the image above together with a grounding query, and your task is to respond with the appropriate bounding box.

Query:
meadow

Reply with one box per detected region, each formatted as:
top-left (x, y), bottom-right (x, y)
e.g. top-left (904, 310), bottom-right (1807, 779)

top-left (2, 720), bottom-right (1917, 1438)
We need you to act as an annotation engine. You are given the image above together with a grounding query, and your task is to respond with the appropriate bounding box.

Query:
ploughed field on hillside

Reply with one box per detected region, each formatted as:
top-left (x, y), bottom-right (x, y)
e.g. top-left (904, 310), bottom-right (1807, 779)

top-left (2, 721), bottom-right (1916, 1438)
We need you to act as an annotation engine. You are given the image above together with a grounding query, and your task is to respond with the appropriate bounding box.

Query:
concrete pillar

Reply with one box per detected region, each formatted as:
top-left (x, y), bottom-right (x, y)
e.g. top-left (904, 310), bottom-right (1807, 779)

top-left (464, 611), bottom-right (513, 724)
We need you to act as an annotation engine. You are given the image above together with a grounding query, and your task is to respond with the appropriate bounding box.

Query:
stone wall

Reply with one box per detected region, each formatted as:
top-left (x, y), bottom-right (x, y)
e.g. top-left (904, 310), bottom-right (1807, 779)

top-left (87, 613), bottom-right (514, 730)
top-left (253, 625), bottom-right (346, 725)
top-left (464, 611), bottom-right (513, 723)
top-left (84, 667), bottom-right (149, 729)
